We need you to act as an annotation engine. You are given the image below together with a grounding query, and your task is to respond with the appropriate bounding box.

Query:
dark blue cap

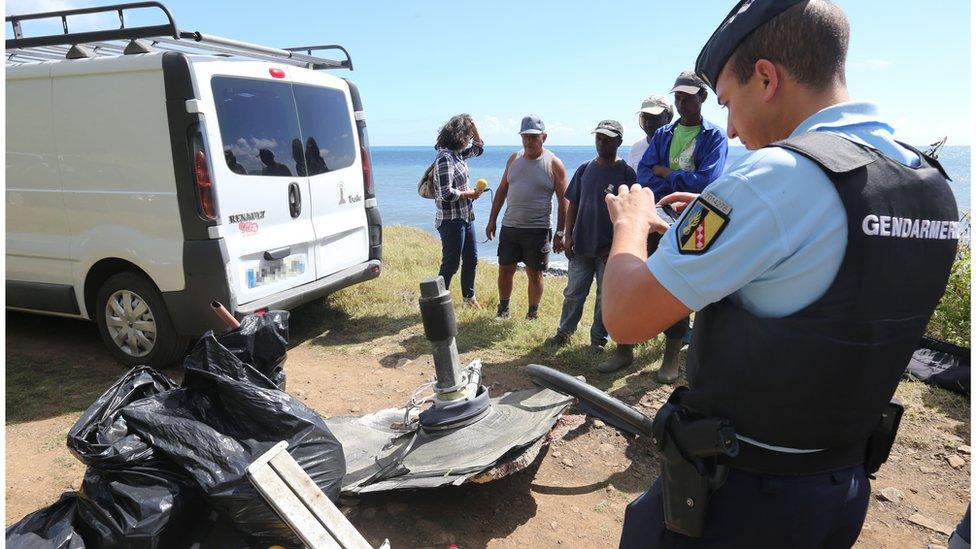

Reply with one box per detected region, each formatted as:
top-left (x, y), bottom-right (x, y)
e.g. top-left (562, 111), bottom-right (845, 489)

top-left (695, 0), bottom-right (807, 91)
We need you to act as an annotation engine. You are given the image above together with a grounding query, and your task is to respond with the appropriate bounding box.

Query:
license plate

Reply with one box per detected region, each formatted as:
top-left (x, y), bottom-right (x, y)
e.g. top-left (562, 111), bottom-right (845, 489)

top-left (247, 256), bottom-right (306, 288)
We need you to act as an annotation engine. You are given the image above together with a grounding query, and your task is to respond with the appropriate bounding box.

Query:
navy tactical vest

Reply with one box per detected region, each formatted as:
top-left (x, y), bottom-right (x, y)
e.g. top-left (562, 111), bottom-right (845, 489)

top-left (683, 132), bottom-right (959, 474)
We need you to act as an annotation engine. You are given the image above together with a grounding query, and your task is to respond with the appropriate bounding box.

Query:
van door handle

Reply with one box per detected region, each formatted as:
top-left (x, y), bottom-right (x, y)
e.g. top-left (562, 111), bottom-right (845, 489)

top-left (264, 246), bottom-right (291, 261)
top-left (288, 182), bottom-right (302, 218)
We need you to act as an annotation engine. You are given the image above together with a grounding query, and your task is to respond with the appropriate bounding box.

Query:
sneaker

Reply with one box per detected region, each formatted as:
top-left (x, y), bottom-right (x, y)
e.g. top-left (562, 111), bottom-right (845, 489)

top-left (463, 297), bottom-right (482, 309)
top-left (544, 332), bottom-right (570, 347)
top-left (587, 343), bottom-right (606, 354)
top-left (597, 344), bottom-right (634, 373)
top-left (496, 305), bottom-right (511, 319)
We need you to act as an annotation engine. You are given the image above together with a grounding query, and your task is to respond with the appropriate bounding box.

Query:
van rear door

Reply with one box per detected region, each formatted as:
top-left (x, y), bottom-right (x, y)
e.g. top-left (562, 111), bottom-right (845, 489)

top-left (288, 72), bottom-right (369, 277)
top-left (202, 69), bottom-right (319, 306)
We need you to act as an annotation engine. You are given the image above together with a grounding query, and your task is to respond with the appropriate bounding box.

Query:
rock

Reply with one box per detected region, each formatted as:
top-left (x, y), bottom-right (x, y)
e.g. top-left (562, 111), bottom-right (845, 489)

top-left (561, 458), bottom-right (575, 468)
top-left (944, 433), bottom-right (963, 443)
top-left (593, 419), bottom-right (606, 429)
top-left (394, 358), bottom-right (411, 368)
top-left (876, 487), bottom-right (903, 503)
top-left (549, 521), bottom-right (558, 531)
top-left (946, 455), bottom-right (966, 469)
top-left (920, 465), bottom-right (939, 474)
top-left (571, 506), bottom-right (581, 514)
top-left (350, 407), bottom-right (361, 413)
top-left (929, 545), bottom-right (947, 549)
top-left (907, 514), bottom-right (954, 535)
top-left (552, 451), bottom-right (562, 459)
top-left (386, 501), bottom-right (408, 516)
top-left (909, 487), bottom-right (919, 494)
top-left (292, 389), bottom-right (307, 398)
top-left (959, 445), bottom-right (971, 454)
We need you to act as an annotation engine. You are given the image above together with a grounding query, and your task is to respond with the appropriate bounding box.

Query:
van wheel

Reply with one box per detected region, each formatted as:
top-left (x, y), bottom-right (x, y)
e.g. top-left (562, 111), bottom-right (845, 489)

top-left (95, 272), bottom-right (191, 368)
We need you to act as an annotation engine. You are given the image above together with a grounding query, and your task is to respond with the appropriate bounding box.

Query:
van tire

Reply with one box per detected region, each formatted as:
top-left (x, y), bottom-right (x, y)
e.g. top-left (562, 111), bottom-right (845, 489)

top-left (95, 272), bottom-right (191, 368)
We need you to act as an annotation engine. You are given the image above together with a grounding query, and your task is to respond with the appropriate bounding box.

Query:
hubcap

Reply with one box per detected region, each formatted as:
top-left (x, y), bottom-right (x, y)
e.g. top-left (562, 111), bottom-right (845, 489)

top-left (105, 289), bottom-right (157, 358)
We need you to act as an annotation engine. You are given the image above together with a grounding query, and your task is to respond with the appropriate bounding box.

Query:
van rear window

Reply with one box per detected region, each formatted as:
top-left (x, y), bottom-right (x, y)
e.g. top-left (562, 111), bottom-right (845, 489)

top-left (211, 77), bottom-right (355, 177)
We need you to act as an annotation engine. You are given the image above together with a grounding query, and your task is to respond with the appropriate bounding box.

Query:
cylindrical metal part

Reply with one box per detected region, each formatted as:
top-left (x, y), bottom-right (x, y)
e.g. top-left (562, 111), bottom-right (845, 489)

top-left (418, 277), bottom-right (463, 391)
top-left (211, 300), bottom-right (241, 330)
top-left (430, 339), bottom-right (462, 392)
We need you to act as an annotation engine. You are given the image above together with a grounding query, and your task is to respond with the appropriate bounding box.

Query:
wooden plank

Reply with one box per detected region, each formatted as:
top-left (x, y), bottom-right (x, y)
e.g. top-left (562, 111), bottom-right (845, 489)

top-left (269, 452), bottom-right (373, 549)
top-left (249, 464), bottom-right (342, 549)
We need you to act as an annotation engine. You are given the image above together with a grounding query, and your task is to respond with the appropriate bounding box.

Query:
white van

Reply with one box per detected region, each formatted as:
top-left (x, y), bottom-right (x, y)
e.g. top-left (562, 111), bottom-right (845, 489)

top-left (5, 3), bottom-right (383, 367)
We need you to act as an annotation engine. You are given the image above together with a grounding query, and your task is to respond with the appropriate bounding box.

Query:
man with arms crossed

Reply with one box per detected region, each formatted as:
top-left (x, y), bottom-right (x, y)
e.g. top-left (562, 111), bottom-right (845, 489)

top-left (605, 0), bottom-right (958, 545)
top-left (628, 95), bottom-right (674, 171)
top-left (486, 116), bottom-right (568, 319)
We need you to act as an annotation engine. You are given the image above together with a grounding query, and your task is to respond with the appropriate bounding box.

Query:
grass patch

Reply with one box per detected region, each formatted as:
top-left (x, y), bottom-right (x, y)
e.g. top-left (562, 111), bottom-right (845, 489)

top-left (926, 242), bottom-right (971, 348)
top-left (310, 225), bottom-right (666, 393)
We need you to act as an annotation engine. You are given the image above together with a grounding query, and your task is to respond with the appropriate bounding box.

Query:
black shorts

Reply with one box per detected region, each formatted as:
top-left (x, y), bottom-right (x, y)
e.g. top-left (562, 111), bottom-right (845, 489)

top-left (498, 226), bottom-right (551, 270)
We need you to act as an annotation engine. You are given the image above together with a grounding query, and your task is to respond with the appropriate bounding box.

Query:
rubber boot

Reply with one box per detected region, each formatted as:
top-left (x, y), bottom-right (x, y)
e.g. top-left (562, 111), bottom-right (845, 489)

top-left (597, 344), bottom-right (634, 373)
top-left (654, 337), bottom-right (683, 383)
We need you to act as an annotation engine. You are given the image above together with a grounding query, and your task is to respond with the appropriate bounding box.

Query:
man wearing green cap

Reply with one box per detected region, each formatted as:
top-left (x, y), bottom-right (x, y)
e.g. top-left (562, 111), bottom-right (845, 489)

top-left (603, 0), bottom-right (958, 545)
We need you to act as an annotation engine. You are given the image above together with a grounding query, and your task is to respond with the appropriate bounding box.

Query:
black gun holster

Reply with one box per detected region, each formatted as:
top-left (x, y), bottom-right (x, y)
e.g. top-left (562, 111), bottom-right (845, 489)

top-left (652, 387), bottom-right (739, 538)
top-left (864, 398), bottom-right (904, 477)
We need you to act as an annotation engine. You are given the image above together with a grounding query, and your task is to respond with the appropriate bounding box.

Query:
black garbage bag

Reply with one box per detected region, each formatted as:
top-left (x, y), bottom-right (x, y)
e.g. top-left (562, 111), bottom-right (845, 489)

top-left (5, 492), bottom-right (85, 549)
top-left (215, 310), bottom-right (289, 390)
top-left (67, 367), bottom-right (206, 549)
top-left (120, 333), bottom-right (346, 546)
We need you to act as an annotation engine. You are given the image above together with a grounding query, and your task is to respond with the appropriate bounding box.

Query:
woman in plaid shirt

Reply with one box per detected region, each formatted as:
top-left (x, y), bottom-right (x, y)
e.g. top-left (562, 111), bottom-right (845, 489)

top-left (433, 114), bottom-right (486, 307)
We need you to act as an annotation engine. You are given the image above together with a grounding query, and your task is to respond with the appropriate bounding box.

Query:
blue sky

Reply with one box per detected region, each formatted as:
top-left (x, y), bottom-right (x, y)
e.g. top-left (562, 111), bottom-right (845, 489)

top-left (6, 0), bottom-right (972, 146)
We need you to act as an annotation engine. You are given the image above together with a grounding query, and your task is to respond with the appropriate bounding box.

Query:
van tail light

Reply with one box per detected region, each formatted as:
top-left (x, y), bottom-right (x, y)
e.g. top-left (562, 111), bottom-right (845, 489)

top-left (361, 144), bottom-right (374, 198)
top-left (194, 150), bottom-right (216, 220)
top-left (356, 118), bottom-right (375, 199)
top-left (189, 126), bottom-right (216, 221)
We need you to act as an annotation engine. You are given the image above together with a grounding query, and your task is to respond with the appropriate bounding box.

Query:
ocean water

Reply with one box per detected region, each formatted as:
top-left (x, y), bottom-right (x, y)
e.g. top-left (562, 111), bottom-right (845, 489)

top-left (372, 145), bottom-right (971, 267)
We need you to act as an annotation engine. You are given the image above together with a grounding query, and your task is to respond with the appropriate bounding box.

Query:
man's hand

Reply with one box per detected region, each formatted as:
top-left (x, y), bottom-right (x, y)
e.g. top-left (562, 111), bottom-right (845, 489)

top-left (606, 184), bottom-right (669, 235)
top-left (553, 233), bottom-right (564, 254)
top-left (652, 165), bottom-right (672, 178)
top-left (658, 192), bottom-right (699, 214)
top-left (563, 235), bottom-right (574, 260)
top-left (486, 219), bottom-right (497, 241)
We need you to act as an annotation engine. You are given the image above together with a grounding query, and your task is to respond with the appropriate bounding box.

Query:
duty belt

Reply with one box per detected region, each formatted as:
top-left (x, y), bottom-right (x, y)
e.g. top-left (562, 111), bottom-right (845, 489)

top-left (707, 400), bottom-right (904, 477)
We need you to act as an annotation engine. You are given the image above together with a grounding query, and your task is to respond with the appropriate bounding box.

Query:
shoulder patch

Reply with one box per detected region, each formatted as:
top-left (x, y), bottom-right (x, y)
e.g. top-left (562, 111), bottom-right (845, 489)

top-left (675, 191), bottom-right (732, 255)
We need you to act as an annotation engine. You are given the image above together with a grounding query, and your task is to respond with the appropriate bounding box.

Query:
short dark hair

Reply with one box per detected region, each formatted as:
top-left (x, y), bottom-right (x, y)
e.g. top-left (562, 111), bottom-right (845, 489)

top-left (728, 0), bottom-right (849, 90)
top-left (435, 114), bottom-right (474, 152)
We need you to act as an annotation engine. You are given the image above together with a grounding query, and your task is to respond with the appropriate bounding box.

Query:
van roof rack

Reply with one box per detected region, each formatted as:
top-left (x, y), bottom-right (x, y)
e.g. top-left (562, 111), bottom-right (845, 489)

top-left (5, 1), bottom-right (353, 70)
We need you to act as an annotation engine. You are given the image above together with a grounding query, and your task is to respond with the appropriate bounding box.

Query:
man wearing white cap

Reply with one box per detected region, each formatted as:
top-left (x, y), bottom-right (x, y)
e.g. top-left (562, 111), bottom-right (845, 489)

top-left (628, 95), bottom-right (674, 171)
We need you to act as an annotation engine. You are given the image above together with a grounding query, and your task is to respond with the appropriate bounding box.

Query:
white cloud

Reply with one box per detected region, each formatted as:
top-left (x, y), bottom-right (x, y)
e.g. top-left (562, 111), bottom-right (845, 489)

top-left (851, 58), bottom-right (894, 70)
top-left (229, 136), bottom-right (280, 159)
top-left (474, 115), bottom-right (587, 145)
top-left (475, 114), bottom-right (519, 136)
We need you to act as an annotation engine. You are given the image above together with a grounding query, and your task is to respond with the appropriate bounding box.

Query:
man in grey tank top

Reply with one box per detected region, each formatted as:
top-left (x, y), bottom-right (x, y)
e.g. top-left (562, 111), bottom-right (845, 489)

top-left (486, 116), bottom-right (568, 319)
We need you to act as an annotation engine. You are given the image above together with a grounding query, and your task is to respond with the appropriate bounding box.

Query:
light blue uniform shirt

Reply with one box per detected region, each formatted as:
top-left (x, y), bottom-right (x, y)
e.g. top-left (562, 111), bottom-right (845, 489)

top-left (647, 102), bottom-right (921, 317)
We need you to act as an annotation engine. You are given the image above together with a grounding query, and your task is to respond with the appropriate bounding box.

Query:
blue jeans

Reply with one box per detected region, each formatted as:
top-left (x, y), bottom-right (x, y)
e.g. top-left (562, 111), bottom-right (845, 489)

top-left (437, 219), bottom-right (477, 299)
top-left (557, 255), bottom-right (608, 346)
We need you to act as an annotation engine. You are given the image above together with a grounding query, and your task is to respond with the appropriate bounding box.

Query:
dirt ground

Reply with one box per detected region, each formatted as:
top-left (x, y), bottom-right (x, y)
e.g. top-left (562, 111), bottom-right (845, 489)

top-left (5, 307), bottom-right (971, 548)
